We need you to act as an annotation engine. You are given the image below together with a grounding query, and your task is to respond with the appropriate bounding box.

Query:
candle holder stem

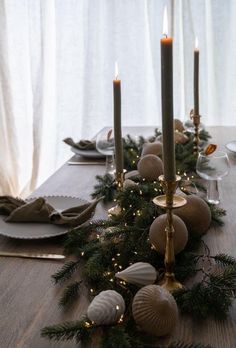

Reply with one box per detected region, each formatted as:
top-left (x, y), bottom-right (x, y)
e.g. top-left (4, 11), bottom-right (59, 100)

top-left (153, 175), bottom-right (187, 292)
top-left (190, 110), bottom-right (201, 155)
top-left (115, 171), bottom-right (124, 191)
top-left (107, 171), bottom-right (124, 217)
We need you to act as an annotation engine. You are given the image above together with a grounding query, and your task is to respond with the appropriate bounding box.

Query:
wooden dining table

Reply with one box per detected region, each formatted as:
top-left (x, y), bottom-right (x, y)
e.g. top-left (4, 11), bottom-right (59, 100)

top-left (0, 126), bottom-right (236, 348)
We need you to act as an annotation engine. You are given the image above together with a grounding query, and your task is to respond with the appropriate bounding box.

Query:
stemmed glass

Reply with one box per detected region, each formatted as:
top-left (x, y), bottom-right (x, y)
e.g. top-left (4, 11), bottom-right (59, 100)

top-left (96, 127), bottom-right (115, 175)
top-left (196, 151), bottom-right (230, 204)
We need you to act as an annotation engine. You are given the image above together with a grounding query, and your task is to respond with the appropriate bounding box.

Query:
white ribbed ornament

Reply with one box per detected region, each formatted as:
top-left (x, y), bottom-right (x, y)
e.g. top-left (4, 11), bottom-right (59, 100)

top-left (115, 262), bottom-right (157, 286)
top-left (132, 285), bottom-right (178, 336)
top-left (87, 290), bottom-right (125, 325)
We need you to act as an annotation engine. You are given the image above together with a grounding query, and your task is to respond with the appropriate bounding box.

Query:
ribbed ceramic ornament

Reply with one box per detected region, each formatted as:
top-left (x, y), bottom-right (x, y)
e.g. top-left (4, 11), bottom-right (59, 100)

top-left (115, 262), bottom-right (157, 286)
top-left (149, 214), bottom-right (188, 255)
top-left (87, 290), bottom-right (125, 325)
top-left (132, 285), bottom-right (178, 336)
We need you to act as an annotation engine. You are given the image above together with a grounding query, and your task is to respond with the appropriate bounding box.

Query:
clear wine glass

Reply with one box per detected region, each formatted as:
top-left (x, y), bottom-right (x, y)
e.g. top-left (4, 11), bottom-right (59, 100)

top-left (196, 151), bottom-right (230, 204)
top-left (96, 127), bottom-right (115, 175)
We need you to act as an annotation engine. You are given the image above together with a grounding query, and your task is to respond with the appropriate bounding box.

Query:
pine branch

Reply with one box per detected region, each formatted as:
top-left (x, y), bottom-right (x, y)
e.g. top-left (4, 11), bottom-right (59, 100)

top-left (63, 224), bottom-right (92, 255)
top-left (91, 174), bottom-right (116, 202)
top-left (207, 202), bottom-right (226, 226)
top-left (213, 253), bottom-right (236, 267)
top-left (41, 318), bottom-right (93, 342)
top-left (101, 326), bottom-right (133, 348)
top-left (199, 129), bottom-right (211, 142)
top-left (174, 265), bottom-right (236, 320)
top-left (59, 280), bottom-right (83, 307)
top-left (52, 260), bottom-right (80, 284)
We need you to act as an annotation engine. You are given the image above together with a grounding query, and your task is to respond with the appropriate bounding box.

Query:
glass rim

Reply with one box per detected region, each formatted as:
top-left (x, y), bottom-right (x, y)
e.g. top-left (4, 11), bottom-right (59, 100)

top-left (199, 150), bottom-right (228, 158)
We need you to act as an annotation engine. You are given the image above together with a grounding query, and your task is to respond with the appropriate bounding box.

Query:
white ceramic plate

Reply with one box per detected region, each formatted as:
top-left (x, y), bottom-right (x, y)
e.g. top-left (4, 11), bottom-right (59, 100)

top-left (225, 141), bottom-right (236, 153)
top-left (71, 146), bottom-right (105, 159)
top-left (0, 196), bottom-right (88, 240)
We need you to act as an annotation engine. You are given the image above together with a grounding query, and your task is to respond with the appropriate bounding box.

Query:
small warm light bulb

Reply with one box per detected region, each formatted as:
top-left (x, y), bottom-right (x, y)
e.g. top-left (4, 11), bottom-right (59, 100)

top-left (195, 36), bottom-right (199, 50)
top-left (115, 61), bottom-right (119, 79)
top-left (163, 6), bottom-right (168, 37)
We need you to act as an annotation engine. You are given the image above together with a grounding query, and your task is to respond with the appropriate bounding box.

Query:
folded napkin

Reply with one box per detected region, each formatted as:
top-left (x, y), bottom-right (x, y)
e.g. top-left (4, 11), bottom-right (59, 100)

top-left (0, 196), bottom-right (102, 227)
top-left (63, 137), bottom-right (96, 151)
top-left (0, 196), bottom-right (26, 215)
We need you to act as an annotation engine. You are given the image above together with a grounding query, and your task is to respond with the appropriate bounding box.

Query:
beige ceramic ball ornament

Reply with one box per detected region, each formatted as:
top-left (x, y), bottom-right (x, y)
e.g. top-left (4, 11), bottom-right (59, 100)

top-left (174, 118), bottom-right (185, 132)
top-left (87, 290), bottom-right (125, 325)
top-left (174, 195), bottom-right (211, 235)
top-left (137, 154), bottom-right (163, 181)
top-left (174, 131), bottom-right (189, 144)
top-left (132, 285), bottom-right (178, 336)
top-left (149, 214), bottom-right (188, 255)
top-left (141, 141), bottom-right (163, 157)
top-left (156, 132), bottom-right (188, 145)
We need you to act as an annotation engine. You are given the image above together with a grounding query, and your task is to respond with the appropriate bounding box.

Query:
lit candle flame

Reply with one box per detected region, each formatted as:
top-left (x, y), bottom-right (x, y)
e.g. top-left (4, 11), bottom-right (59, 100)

top-left (163, 6), bottom-right (168, 37)
top-left (115, 61), bottom-right (119, 79)
top-left (195, 36), bottom-right (199, 49)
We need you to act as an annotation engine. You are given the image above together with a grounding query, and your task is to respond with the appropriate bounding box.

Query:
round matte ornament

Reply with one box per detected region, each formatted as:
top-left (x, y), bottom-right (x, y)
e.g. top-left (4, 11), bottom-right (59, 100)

top-left (137, 154), bottom-right (163, 181)
top-left (174, 195), bottom-right (211, 235)
top-left (141, 141), bottom-right (163, 157)
top-left (149, 214), bottom-right (188, 255)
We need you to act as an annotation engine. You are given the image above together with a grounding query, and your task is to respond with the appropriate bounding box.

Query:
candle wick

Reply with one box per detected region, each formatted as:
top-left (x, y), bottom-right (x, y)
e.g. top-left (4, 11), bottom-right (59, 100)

top-left (163, 34), bottom-right (168, 39)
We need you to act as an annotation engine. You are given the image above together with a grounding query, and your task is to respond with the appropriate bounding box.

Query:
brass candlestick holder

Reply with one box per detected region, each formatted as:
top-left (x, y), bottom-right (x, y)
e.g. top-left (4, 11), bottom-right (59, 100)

top-left (153, 175), bottom-right (187, 292)
top-left (190, 109), bottom-right (201, 155)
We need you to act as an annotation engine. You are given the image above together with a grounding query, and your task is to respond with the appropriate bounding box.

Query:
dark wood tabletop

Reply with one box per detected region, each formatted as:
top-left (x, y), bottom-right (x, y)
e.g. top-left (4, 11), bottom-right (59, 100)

top-left (0, 126), bottom-right (236, 348)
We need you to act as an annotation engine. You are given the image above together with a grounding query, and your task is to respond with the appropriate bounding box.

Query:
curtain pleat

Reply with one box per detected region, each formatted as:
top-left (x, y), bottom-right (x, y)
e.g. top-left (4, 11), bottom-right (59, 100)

top-left (0, 0), bottom-right (234, 196)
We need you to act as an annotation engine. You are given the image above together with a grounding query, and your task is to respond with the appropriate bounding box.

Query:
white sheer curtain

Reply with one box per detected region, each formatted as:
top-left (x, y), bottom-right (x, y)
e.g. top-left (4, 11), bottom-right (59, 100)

top-left (0, 0), bottom-right (235, 196)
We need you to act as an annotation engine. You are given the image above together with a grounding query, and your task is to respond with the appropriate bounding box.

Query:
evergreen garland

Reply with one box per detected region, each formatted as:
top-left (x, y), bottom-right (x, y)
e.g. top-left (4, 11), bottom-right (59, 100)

top-left (41, 127), bottom-right (233, 348)
top-left (59, 280), bottom-right (83, 307)
top-left (91, 129), bottom-right (211, 203)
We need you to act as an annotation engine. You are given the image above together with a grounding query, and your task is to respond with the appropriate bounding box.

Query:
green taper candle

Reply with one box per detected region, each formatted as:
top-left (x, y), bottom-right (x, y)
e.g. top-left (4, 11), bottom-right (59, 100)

top-left (113, 62), bottom-right (124, 179)
top-left (160, 7), bottom-right (175, 182)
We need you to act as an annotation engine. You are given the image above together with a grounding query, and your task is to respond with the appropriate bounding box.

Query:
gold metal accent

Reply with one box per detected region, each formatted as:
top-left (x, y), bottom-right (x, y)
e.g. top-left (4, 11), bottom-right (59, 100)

top-left (153, 175), bottom-right (187, 292)
top-left (108, 205), bottom-right (122, 216)
top-left (153, 195), bottom-right (186, 208)
top-left (0, 251), bottom-right (65, 260)
top-left (190, 109), bottom-right (201, 155)
top-left (108, 171), bottom-right (125, 216)
top-left (115, 171), bottom-right (124, 190)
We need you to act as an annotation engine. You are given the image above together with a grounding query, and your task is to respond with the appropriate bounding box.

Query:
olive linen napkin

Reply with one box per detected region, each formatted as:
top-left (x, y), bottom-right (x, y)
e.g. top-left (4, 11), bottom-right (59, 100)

top-left (0, 196), bottom-right (102, 227)
top-left (63, 137), bottom-right (96, 151)
top-left (0, 196), bottom-right (26, 215)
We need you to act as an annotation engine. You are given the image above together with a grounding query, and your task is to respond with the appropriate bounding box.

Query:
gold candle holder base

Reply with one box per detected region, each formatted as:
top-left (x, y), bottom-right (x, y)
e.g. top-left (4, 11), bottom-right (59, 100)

top-left (161, 272), bottom-right (183, 292)
top-left (153, 175), bottom-right (187, 292)
top-left (190, 109), bottom-right (201, 155)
